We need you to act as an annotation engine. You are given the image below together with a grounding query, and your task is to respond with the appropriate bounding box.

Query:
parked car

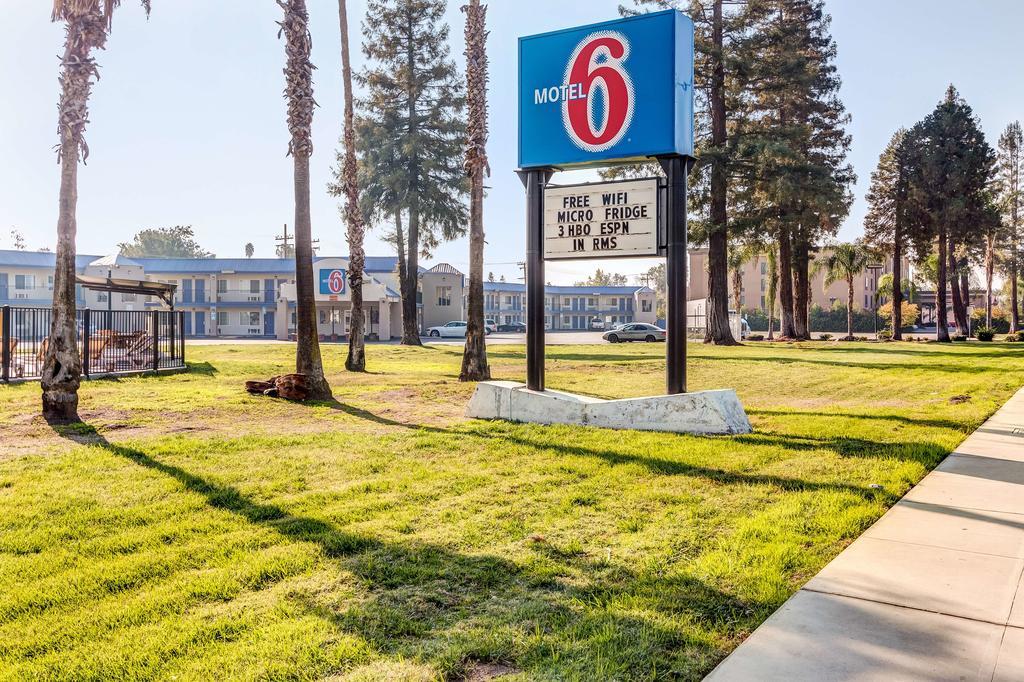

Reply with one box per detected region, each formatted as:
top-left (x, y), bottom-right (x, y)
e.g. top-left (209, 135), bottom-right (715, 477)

top-left (497, 321), bottom-right (526, 333)
top-left (741, 317), bottom-right (751, 339)
top-left (426, 321), bottom-right (491, 338)
top-left (602, 323), bottom-right (667, 343)
top-left (485, 318), bottom-right (497, 333)
top-left (427, 321), bottom-right (467, 338)
top-left (589, 317), bottom-right (606, 330)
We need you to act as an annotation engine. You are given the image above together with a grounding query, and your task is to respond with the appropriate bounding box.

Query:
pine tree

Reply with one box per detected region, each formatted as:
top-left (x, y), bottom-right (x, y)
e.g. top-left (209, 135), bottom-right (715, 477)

top-left (357, 0), bottom-right (468, 345)
top-left (998, 122), bottom-right (1023, 332)
top-left (732, 0), bottom-right (854, 340)
top-left (623, 0), bottom-right (746, 345)
top-left (863, 129), bottom-right (911, 339)
top-left (904, 86), bottom-right (996, 342)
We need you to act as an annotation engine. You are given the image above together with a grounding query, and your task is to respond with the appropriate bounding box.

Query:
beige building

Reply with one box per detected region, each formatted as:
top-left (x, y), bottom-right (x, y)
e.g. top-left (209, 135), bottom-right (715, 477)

top-left (688, 247), bottom-right (911, 314)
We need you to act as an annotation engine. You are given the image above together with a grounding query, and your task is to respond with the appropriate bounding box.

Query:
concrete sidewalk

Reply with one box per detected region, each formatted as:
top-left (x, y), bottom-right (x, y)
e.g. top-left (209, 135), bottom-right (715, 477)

top-left (707, 387), bottom-right (1024, 682)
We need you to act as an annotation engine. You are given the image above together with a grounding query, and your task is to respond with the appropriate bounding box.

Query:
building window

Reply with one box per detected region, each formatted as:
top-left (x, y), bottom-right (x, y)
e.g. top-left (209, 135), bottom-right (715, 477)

top-left (437, 286), bottom-right (452, 306)
top-left (248, 312), bottom-right (260, 326)
top-left (250, 280), bottom-right (260, 293)
top-left (217, 311), bottom-right (228, 326)
top-left (47, 276), bottom-right (54, 290)
top-left (14, 275), bottom-right (35, 290)
top-left (641, 299), bottom-right (652, 313)
top-left (217, 279), bottom-right (227, 294)
top-left (761, 262), bottom-right (767, 275)
top-left (319, 310), bottom-right (327, 324)
top-left (97, 292), bottom-right (109, 303)
top-left (122, 293), bottom-right (136, 302)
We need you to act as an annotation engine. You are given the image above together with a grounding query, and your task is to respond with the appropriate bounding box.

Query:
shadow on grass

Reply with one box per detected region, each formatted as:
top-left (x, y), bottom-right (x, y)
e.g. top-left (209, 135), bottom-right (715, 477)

top-left (306, 400), bottom-right (888, 499)
top-left (747, 408), bottom-right (968, 432)
top-left (47, 421), bottom-right (756, 678)
top-left (185, 361), bottom-right (218, 376)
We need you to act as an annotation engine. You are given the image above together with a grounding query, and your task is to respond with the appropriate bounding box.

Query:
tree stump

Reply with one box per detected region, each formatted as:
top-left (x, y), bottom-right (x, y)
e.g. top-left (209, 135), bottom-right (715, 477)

top-left (244, 373), bottom-right (309, 401)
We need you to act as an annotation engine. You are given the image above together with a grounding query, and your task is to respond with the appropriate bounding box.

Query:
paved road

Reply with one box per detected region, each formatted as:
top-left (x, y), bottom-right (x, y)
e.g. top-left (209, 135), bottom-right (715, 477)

top-left (707, 386), bottom-right (1024, 681)
top-left (187, 331), bottom-right (614, 346)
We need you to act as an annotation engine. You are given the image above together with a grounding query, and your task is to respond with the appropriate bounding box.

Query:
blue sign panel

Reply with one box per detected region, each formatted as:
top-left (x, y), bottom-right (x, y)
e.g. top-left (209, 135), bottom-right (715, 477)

top-left (319, 268), bottom-right (346, 296)
top-left (518, 10), bottom-right (694, 169)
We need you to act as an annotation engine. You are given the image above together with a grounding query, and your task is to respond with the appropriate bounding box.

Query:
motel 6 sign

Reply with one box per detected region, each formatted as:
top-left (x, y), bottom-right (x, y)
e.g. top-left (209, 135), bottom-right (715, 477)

top-left (518, 10), bottom-right (694, 169)
top-left (318, 268), bottom-right (347, 297)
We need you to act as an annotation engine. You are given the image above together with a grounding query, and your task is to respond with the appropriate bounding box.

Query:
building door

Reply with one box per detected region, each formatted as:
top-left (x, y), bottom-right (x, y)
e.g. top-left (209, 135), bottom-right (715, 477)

top-left (264, 279), bottom-right (275, 303)
top-left (194, 311), bottom-right (205, 336)
top-left (264, 311), bottom-right (275, 337)
top-left (182, 312), bottom-right (192, 336)
top-left (194, 278), bottom-right (206, 304)
top-left (0, 273), bottom-right (7, 300)
top-left (182, 279), bottom-right (192, 304)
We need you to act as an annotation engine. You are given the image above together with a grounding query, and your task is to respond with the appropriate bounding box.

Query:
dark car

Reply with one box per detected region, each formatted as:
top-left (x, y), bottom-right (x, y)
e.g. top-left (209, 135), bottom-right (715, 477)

top-left (497, 321), bottom-right (526, 333)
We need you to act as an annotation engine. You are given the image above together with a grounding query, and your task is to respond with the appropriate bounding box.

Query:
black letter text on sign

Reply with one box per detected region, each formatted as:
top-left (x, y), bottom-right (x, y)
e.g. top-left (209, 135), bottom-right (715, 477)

top-left (543, 179), bottom-right (659, 260)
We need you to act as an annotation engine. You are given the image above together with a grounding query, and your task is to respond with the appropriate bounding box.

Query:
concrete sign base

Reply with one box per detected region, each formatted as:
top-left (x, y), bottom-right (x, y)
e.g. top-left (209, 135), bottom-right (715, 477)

top-left (465, 381), bottom-right (752, 435)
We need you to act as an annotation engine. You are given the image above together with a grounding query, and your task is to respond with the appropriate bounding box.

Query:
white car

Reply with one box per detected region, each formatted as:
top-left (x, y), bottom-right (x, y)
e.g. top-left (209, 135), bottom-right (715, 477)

top-left (485, 318), bottom-right (497, 333)
top-left (427, 321), bottom-right (467, 338)
top-left (426, 321), bottom-right (493, 338)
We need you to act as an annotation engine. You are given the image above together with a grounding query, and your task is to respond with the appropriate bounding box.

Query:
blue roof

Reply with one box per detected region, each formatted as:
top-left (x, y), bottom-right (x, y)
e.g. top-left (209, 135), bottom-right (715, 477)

top-left (0, 250), bottom-right (407, 274)
top-left (483, 281), bottom-right (646, 295)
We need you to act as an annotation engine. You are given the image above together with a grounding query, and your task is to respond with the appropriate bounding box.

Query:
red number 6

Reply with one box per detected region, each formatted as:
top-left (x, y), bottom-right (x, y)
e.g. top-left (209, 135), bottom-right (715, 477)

top-left (563, 32), bottom-right (634, 152)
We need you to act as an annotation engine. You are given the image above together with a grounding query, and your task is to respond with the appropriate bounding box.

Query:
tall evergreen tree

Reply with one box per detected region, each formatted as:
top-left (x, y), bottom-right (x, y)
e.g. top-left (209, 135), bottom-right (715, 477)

top-left (358, 0), bottom-right (467, 345)
top-left (624, 0), bottom-right (745, 345)
top-left (904, 86), bottom-right (995, 342)
top-left (863, 129), bottom-right (911, 339)
top-left (733, 0), bottom-right (854, 340)
top-left (998, 121), bottom-right (1023, 332)
top-left (459, 0), bottom-right (490, 382)
top-left (279, 0), bottom-right (332, 399)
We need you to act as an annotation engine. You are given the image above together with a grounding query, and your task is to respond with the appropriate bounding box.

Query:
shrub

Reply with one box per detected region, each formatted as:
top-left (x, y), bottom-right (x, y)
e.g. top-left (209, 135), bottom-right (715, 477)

top-left (975, 326), bottom-right (995, 342)
top-left (952, 335), bottom-right (968, 342)
top-left (878, 301), bottom-right (921, 327)
top-left (877, 329), bottom-right (893, 341)
top-left (1006, 332), bottom-right (1021, 343)
top-left (746, 334), bottom-right (764, 341)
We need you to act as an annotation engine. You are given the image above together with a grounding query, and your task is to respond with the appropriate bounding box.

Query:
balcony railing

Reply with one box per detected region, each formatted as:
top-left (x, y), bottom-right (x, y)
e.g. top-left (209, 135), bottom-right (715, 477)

top-left (214, 289), bottom-right (275, 304)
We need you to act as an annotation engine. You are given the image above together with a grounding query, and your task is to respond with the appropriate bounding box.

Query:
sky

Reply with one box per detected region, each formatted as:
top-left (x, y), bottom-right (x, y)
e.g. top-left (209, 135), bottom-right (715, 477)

top-left (1, 0), bottom-right (1022, 285)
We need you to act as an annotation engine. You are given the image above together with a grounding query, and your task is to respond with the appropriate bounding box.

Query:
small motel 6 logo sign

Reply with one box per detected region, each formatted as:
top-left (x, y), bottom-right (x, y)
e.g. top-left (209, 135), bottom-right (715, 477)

top-left (518, 10), bottom-right (694, 169)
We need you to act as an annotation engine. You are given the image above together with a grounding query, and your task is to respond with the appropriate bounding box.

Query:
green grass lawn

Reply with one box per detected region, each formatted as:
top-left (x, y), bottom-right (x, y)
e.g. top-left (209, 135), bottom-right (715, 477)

top-left (1, 340), bottom-right (1023, 681)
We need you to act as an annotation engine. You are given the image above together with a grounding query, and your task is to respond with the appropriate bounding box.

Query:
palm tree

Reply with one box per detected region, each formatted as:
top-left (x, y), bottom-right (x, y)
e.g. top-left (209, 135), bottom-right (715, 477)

top-left (245, 242), bottom-right (255, 258)
top-left (42, 1), bottom-right (151, 423)
top-left (336, 0), bottom-right (366, 372)
top-left (278, 0), bottom-right (332, 400)
top-left (727, 242), bottom-right (757, 315)
top-left (459, 0), bottom-right (490, 382)
top-left (821, 242), bottom-right (871, 340)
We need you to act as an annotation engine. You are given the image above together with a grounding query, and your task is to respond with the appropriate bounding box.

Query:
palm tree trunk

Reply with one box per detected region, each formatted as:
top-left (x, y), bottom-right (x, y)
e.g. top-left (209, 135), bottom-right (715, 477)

top-left (281, 0), bottom-right (332, 400)
top-left (936, 229), bottom-right (950, 342)
top-left (338, 0), bottom-right (365, 372)
top-left (892, 231), bottom-right (903, 340)
top-left (41, 12), bottom-right (101, 423)
top-left (846, 276), bottom-right (854, 340)
top-left (985, 234), bottom-right (994, 328)
top-left (460, 0), bottom-right (490, 381)
top-left (703, 0), bottom-right (736, 346)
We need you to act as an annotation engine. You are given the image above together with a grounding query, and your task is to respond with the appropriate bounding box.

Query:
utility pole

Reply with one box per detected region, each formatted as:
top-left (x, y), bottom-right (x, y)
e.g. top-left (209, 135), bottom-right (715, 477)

top-left (276, 223), bottom-right (318, 258)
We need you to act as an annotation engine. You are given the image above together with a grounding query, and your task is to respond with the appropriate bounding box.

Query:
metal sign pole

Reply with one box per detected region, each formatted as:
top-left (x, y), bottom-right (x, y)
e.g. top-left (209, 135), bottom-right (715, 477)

top-left (519, 167), bottom-right (554, 392)
top-left (659, 155), bottom-right (689, 395)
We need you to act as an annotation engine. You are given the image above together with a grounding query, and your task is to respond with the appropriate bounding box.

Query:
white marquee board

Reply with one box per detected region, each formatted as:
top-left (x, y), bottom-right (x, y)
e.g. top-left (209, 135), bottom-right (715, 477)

top-left (543, 178), bottom-right (660, 260)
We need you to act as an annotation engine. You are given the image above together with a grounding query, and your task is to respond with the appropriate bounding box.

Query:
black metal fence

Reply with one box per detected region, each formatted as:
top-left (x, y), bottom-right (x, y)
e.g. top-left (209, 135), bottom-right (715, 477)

top-left (1, 306), bottom-right (185, 382)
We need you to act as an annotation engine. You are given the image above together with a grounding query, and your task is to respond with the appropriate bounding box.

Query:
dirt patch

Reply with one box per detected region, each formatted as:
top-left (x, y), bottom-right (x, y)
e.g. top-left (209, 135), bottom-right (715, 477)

top-left (457, 662), bottom-right (520, 681)
top-left (949, 394), bottom-right (972, 404)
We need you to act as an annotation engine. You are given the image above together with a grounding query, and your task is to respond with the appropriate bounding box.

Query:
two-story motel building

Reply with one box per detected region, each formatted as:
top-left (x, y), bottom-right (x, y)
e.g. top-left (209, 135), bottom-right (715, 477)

top-left (0, 250), bottom-right (657, 339)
